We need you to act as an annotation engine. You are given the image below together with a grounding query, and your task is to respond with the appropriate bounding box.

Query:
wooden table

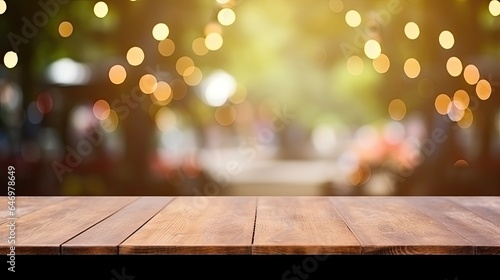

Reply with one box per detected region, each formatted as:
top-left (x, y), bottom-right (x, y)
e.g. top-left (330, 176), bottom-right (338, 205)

top-left (1, 196), bottom-right (499, 255)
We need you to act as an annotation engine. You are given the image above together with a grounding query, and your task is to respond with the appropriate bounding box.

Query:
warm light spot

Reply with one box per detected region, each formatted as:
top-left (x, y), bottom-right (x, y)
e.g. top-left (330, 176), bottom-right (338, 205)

top-left (489, 0), bottom-right (500, 16)
top-left (158, 39), bottom-right (175, 57)
top-left (93, 1), bottom-right (108, 18)
top-left (346, 56), bottom-right (364, 75)
top-left (388, 99), bottom-right (406, 121)
top-left (152, 23), bottom-right (169, 41)
top-left (153, 81), bottom-right (172, 103)
top-left (348, 164), bottom-right (371, 186)
top-left (329, 0), bottom-right (344, 13)
top-left (176, 56), bottom-right (194, 76)
top-left (36, 93), bottom-right (53, 114)
top-left (453, 90), bottom-right (469, 110)
top-left (404, 58), bottom-right (420, 79)
top-left (404, 22), bottom-right (420, 40)
top-left (101, 109), bottom-right (119, 133)
top-left (215, 104), bottom-right (237, 126)
top-left (454, 159), bottom-right (469, 168)
top-left (476, 79), bottom-right (492, 100)
top-left (126, 47), bottom-right (144, 66)
top-left (93, 99), bottom-right (111, 120)
top-left (183, 66), bottom-right (203, 86)
top-left (0, 1), bottom-right (6, 15)
top-left (439, 30), bottom-right (455, 49)
top-left (202, 70), bottom-right (237, 107)
top-left (155, 107), bottom-right (177, 132)
top-left (446, 57), bottom-right (462, 77)
top-left (205, 33), bottom-right (223, 51)
top-left (3, 51), bottom-right (18, 69)
top-left (229, 84), bottom-right (247, 104)
top-left (171, 79), bottom-right (187, 100)
top-left (447, 101), bottom-right (465, 122)
top-left (217, 8), bottom-right (236, 26)
top-left (457, 108), bottom-right (473, 129)
top-left (204, 22), bottom-right (222, 36)
top-left (364, 39), bottom-right (381, 59)
top-left (58, 21), bottom-right (73, 38)
top-left (216, 0), bottom-right (230, 4)
top-left (139, 74), bottom-right (158, 94)
top-left (463, 64), bottom-right (480, 85)
top-left (372, 53), bottom-right (390, 73)
top-left (192, 38), bottom-right (209, 56)
top-left (435, 94), bottom-right (451, 115)
top-left (345, 10), bottom-right (361, 27)
top-left (108, 65), bottom-right (127, 85)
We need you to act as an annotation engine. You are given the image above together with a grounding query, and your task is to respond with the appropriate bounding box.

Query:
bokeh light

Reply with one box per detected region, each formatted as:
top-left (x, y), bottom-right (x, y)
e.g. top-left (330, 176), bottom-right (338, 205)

top-left (108, 64), bottom-right (127, 85)
top-left (205, 33), bottom-right (224, 51)
top-left (58, 21), bottom-right (73, 38)
top-left (346, 56), bottom-right (364, 75)
top-left (153, 81), bottom-right (172, 103)
top-left (217, 8), bottom-right (236, 26)
top-left (439, 30), bottom-right (455, 49)
top-left (158, 39), bottom-right (175, 57)
top-left (372, 53), bottom-right (390, 73)
top-left (202, 70), bottom-right (237, 107)
top-left (126, 47), bottom-right (145, 66)
top-left (329, 0), bottom-right (344, 13)
top-left (139, 74), bottom-right (158, 94)
top-left (447, 101), bottom-right (465, 122)
top-left (155, 107), bottom-right (177, 132)
top-left (183, 66), bottom-right (203, 86)
top-left (192, 38), bottom-right (209, 56)
top-left (364, 39), bottom-right (381, 60)
top-left (4, 51), bottom-right (18, 69)
top-left (454, 159), bottom-right (470, 168)
top-left (403, 58), bottom-right (420, 79)
top-left (215, 104), bottom-right (237, 126)
top-left (476, 79), bottom-right (492, 100)
top-left (489, 0), bottom-right (500, 16)
top-left (463, 64), bottom-right (480, 85)
top-left (93, 1), bottom-right (108, 18)
top-left (345, 10), bottom-right (361, 27)
top-left (0, 1), bottom-right (6, 15)
top-left (93, 99), bottom-right (111, 120)
top-left (457, 108), bottom-right (473, 129)
top-left (36, 92), bottom-right (53, 114)
top-left (404, 22), bottom-right (420, 40)
top-left (446, 57), bottom-right (462, 77)
top-left (152, 23), bottom-right (169, 41)
top-left (101, 109), bottom-right (119, 133)
top-left (453, 90), bottom-right (469, 110)
top-left (176, 56), bottom-right (195, 76)
top-left (435, 94), bottom-right (451, 115)
top-left (388, 99), bottom-right (406, 121)
top-left (229, 84), bottom-right (247, 104)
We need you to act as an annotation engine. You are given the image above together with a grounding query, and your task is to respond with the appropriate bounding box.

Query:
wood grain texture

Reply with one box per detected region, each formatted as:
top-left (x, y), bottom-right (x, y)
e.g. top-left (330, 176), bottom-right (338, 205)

top-left (120, 197), bottom-right (257, 255)
top-left (332, 197), bottom-right (473, 255)
top-left (252, 197), bottom-right (361, 254)
top-left (448, 197), bottom-right (500, 225)
top-left (0, 196), bottom-right (136, 254)
top-left (0, 196), bottom-right (68, 222)
top-left (62, 197), bottom-right (173, 255)
top-left (406, 197), bottom-right (500, 255)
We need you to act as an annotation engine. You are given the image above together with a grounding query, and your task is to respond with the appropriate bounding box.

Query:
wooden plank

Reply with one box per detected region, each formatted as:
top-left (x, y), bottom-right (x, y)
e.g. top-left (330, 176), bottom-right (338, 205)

top-left (120, 197), bottom-right (257, 255)
top-left (332, 197), bottom-right (473, 254)
top-left (0, 196), bottom-right (136, 255)
top-left (62, 197), bottom-right (173, 255)
top-left (252, 197), bottom-right (361, 254)
top-left (0, 196), bottom-right (69, 222)
top-left (448, 197), bottom-right (500, 225)
top-left (406, 197), bottom-right (500, 255)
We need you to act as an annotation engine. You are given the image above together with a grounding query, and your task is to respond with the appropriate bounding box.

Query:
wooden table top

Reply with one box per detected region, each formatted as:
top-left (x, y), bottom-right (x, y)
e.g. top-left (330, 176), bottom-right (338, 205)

top-left (1, 196), bottom-right (499, 255)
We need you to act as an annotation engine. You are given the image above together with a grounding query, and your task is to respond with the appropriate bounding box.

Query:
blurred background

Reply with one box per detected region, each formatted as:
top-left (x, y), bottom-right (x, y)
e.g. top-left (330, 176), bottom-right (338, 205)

top-left (1, 0), bottom-right (500, 196)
